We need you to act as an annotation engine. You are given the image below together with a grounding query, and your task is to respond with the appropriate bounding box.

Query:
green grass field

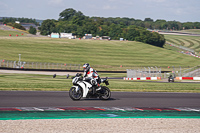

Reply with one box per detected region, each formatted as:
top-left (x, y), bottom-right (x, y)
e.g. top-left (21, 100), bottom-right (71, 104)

top-left (0, 73), bottom-right (199, 93)
top-left (0, 30), bottom-right (27, 37)
top-left (0, 35), bottom-right (200, 71)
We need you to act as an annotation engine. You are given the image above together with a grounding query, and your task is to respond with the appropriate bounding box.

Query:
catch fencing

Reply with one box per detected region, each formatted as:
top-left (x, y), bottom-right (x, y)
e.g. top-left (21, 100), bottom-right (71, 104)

top-left (126, 66), bottom-right (200, 79)
top-left (1, 59), bottom-right (200, 78)
top-left (172, 66), bottom-right (200, 77)
top-left (126, 66), bottom-right (162, 78)
top-left (0, 59), bottom-right (81, 70)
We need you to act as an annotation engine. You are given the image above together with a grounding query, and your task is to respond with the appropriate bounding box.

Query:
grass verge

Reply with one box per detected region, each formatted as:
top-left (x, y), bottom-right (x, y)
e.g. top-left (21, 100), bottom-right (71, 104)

top-left (0, 73), bottom-right (199, 93)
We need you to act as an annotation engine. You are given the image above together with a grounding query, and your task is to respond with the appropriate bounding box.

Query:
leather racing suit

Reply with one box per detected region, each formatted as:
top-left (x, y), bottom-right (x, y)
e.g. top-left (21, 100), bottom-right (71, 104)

top-left (83, 67), bottom-right (101, 90)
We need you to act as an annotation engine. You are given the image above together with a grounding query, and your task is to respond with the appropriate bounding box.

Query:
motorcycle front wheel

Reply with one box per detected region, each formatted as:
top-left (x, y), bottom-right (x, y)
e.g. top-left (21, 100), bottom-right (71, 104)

top-left (69, 87), bottom-right (82, 100)
top-left (99, 86), bottom-right (111, 100)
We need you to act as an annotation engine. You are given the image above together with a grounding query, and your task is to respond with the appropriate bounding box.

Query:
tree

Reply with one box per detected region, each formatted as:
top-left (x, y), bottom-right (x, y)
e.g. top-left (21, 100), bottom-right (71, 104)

top-left (126, 28), bottom-right (140, 41)
top-left (12, 23), bottom-right (26, 30)
top-left (40, 19), bottom-right (56, 35)
top-left (182, 22), bottom-right (194, 29)
top-left (76, 26), bottom-right (85, 37)
top-left (144, 18), bottom-right (154, 22)
top-left (29, 26), bottom-right (37, 35)
top-left (59, 8), bottom-right (78, 21)
top-left (168, 21), bottom-right (182, 30)
top-left (3, 19), bottom-right (9, 24)
top-left (108, 24), bottom-right (122, 40)
top-left (194, 22), bottom-right (200, 29)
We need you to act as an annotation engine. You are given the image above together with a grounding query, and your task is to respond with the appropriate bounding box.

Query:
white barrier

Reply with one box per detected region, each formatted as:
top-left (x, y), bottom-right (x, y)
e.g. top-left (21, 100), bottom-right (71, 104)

top-left (176, 77), bottom-right (200, 80)
top-left (124, 77), bottom-right (161, 80)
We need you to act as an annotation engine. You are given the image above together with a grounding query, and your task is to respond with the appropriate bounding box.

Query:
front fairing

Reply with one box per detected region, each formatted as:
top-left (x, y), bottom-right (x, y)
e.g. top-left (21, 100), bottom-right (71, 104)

top-left (75, 81), bottom-right (92, 97)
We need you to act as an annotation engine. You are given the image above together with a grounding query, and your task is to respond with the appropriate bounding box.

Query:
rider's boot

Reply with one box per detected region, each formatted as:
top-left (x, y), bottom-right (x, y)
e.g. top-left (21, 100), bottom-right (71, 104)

top-left (92, 86), bottom-right (96, 95)
top-left (96, 83), bottom-right (101, 91)
top-left (92, 84), bottom-right (101, 94)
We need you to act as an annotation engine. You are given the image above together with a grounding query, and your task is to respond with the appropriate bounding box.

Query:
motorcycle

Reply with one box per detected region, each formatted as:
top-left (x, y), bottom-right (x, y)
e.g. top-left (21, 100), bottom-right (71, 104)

top-left (69, 73), bottom-right (111, 100)
top-left (168, 75), bottom-right (174, 82)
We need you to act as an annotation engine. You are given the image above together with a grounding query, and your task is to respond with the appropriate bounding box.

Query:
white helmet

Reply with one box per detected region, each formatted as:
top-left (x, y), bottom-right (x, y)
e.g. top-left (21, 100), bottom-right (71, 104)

top-left (83, 63), bottom-right (90, 71)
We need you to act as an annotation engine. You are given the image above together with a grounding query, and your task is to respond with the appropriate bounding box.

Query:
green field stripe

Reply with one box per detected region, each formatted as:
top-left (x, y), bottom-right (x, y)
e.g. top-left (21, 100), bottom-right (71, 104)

top-left (166, 39), bottom-right (175, 44)
top-left (193, 39), bottom-right (200, 52)
top-left (181, 39), bottom-right (193, 48)
top-left (0, 110), bottom-right (199, 120)
top-left (174, 39), bottom-right (185, 46)
top-left (166, 39), bottom-right (180, 46)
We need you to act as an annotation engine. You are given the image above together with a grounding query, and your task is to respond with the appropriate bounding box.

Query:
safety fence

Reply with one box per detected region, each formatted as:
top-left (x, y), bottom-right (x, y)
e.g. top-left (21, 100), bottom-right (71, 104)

top-left (126, 66), bottom-right (200, 80)
top-left (0, 59), bottom-right (81, 70)
top-left (126, 67), bottom-right (162, 78)
top-left (172, 66), bottom-right (200, 77)
top-left (1, 59), bottom-right (200, 79)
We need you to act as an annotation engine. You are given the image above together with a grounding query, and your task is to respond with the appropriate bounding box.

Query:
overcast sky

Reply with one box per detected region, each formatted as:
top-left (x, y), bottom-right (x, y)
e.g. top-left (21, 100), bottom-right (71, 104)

top-left (0, 0), bottom-right (199, 22)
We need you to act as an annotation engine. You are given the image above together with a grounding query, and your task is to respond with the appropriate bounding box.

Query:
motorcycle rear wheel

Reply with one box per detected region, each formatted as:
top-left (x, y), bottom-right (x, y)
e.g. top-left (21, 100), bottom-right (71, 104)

top-left (69, 87), bottom-right (82, 100)
top-left (99, 86), bottom-right (111, 100)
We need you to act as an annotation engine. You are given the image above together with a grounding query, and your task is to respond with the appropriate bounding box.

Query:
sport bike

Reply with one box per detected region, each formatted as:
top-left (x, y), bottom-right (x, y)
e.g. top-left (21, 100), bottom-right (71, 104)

top-left (69, 73), bottom-right (111, 100)
top-left (168, 75), bottom-right (174, 82)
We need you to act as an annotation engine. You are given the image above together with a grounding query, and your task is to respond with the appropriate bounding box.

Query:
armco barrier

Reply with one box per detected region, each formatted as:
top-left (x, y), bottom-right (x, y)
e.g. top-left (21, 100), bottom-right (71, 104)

top-left (124, 77), bottom-right (161, 80)
top-left (176, 77), bottom-right (200, 80)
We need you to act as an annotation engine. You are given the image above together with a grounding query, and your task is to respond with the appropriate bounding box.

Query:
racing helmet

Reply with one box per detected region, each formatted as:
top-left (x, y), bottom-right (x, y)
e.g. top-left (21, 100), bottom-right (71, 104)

top-left (83, 63), bottom-right (90, 71)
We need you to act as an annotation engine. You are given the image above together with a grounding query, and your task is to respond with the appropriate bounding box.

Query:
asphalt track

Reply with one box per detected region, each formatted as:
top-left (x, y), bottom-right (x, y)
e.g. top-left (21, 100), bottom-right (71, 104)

top-left (0, 91), bottom-right (199, 108)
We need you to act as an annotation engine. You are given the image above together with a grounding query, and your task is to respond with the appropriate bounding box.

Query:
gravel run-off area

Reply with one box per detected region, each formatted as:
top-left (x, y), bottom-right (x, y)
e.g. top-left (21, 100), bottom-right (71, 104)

top-left (0, 118), bottom-right (200, 133)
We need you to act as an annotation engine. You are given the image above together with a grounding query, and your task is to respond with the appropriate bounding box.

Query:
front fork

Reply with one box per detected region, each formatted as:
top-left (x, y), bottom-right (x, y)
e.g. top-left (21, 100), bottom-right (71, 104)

top-left (72, 86), bottom-right (79, 92)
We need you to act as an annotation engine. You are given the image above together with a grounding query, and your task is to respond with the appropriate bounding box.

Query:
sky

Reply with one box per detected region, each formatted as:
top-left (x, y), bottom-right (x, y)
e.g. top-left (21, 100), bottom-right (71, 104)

top-left (0, 0), bottom-right (200, 22)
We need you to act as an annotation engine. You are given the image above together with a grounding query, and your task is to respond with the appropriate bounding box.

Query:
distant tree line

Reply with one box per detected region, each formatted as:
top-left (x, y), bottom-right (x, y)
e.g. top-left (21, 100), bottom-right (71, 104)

top-left (39, 8), bottom-right (166, 47)
top-left (91, 17), bottom-right (200, 30)
top-left (0, 17), bottom-right (40, 26)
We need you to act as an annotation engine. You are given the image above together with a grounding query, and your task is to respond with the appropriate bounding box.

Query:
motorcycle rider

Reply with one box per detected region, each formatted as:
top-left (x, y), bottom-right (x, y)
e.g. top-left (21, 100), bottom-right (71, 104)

top-left (83, 63), bottom-right (101, 93)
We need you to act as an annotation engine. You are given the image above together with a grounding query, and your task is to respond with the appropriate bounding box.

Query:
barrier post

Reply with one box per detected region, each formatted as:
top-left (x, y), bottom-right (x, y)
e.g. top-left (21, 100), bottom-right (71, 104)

top-left (148, 67), bottom-right (150, 77)
top-left (155, 66), bottom-right (158, 77)
top-left (10, 61), bottom-right (13, 68)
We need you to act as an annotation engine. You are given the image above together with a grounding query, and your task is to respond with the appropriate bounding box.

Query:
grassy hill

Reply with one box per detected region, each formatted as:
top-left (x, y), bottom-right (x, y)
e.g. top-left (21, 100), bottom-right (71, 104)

top-left (0, 34), bottom-right (200, 71)
top-left (0, 26), bottom-right (27, 36)
top-left (0, 29), bottom-right (27, 36)
top-left (164, 34), bottom-right (200, 54)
